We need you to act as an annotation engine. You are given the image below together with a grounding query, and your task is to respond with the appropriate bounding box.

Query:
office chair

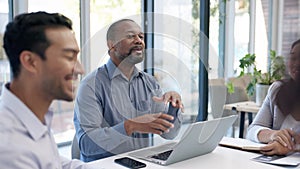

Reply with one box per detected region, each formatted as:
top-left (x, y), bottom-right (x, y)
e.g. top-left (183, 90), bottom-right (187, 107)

top-left (71, 135), bottom-right (80, 159)
top-left (209, 77), bottom-right (251, 137)
top-left (209, 78), bottom-right (227, 119)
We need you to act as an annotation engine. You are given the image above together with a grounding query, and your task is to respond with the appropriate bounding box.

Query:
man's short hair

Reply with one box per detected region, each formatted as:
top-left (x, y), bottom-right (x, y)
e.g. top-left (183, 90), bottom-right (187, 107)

top-left (106, 18), bottom-right (136, 42)
top-left (3, 11), bottom-right (73, 78)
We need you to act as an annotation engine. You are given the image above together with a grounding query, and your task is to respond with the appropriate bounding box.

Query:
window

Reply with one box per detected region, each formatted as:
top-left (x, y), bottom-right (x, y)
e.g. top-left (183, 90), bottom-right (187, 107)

top-left (282, 0), bottom-right (300, 57)
top-left (234, 0), bottom-right (250, 76)
top-left (0, 0), bottom-right (10, 91)
top-left (89, 0), bottom-right (141, 72)
top-left (153, 0), bottom-right (200, 119)
top-left (220, 0), bottom-right (280, 78)
top-left (254, 0), bottom-right (269, 73)
top-left (222, 0), bottom-right (267, 76)
top-left (209, 0), bottom-right (222, 79)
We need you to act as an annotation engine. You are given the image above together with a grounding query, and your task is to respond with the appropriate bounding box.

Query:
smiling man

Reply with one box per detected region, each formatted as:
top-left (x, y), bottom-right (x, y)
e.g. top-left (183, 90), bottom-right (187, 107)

top-left (0, 12), bottom-right (85, 168)
top-left (74, 19), bottom-right (183, 162)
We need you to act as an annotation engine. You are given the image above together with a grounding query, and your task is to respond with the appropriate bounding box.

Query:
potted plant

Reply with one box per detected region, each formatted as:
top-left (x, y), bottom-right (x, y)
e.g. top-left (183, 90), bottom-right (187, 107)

top-left (227, 50), bottom-right (286, 105)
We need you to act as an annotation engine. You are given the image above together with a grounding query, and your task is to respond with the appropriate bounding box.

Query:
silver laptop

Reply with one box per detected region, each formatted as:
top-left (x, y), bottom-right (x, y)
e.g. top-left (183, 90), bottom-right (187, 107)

top-left (128, 115), bottom-right (238, 165)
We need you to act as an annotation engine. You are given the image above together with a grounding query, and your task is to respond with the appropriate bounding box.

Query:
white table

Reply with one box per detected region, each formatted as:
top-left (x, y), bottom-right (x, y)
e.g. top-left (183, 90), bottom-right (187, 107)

top-left (224, 101), bottom-right (260, 138)
top-left (85, 146), bottom-right (296, 169)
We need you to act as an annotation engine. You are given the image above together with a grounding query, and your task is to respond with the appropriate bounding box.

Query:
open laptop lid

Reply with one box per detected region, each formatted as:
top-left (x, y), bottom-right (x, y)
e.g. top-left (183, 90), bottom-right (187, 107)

top-left (164, 115), bottom-right (238, 165)
top-left (129, 115), bottom-right (238, 165)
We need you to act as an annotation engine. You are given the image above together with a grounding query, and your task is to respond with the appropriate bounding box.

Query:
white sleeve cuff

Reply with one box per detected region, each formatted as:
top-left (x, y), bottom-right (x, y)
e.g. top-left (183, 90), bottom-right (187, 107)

top-left (247, 126), bottom-right (271, 143)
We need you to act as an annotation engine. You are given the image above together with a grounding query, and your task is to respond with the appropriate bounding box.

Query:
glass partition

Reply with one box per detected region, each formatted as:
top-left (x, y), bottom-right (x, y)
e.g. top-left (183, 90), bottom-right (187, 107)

top-left (153, 0), bottom-right (200, 120)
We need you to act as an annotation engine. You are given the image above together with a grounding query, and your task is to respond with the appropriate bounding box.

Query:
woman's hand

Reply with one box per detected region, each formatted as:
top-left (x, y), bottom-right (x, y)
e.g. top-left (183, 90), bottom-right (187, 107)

top-left (260, 140), bottom-right (293, 155)
top-left (270, 129), bottom-right (295, 150)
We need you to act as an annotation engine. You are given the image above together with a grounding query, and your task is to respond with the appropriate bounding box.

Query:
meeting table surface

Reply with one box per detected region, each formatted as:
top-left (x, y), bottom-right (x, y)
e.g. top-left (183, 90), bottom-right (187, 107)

top-left (84, 145), bottom-right (299, 169)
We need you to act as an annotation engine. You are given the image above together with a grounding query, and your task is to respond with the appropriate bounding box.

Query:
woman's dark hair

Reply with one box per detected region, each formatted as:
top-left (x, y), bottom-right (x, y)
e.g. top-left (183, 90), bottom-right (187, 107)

top-left (275, 79), bottom-right (300, 115)
top-left (291, 39), bottom-right (300, 50)
top-left (3, 11), bottom-right (73, 78)
top-left (275, 39), bottom-right (300, 114)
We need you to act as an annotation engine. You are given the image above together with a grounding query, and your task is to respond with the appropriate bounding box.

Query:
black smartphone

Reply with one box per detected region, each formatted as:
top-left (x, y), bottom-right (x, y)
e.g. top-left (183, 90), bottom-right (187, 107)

top-left (114, 157), bottom-right (146, 169)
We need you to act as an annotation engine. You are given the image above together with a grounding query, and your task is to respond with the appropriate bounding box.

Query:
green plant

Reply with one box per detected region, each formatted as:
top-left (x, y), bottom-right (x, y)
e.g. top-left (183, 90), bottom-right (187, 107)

top-left (227, 50), bottom-right (285, 96)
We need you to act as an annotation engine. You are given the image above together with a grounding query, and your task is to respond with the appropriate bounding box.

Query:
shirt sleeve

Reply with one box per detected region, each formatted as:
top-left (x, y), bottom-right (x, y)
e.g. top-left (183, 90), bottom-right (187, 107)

top-left (246, 82), bottom-right (281, 142)
top-left (61, 156), bottom-right (88, 169)
top-left (0, 149), bottom-right (40, 169)
top-left (74, 77), bottom-right (131, 159)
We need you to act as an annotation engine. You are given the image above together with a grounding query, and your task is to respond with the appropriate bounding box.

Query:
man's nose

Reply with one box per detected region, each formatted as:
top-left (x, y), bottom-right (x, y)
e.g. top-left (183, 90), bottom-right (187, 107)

top-left (133, 35), bottom-right (143, 44)
top-left (74, 60), bottom-right (85, 75)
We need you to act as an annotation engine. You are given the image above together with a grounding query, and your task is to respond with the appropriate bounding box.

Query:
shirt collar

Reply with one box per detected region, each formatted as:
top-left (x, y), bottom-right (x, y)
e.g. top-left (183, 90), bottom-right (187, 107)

top-left (106, 59), bottom-right (143, 80)
top-left (1, 83), bottom-right (52, 141)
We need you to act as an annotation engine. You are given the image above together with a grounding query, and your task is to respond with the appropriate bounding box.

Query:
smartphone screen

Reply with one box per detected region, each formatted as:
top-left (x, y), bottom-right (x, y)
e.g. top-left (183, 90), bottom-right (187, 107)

top-left (114, 157), bottom-right (146, 169)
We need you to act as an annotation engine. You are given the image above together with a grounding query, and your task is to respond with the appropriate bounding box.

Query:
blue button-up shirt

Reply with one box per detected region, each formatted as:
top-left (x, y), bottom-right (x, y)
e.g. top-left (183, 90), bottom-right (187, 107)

top-left (74, 59), bottom-right (182, 162)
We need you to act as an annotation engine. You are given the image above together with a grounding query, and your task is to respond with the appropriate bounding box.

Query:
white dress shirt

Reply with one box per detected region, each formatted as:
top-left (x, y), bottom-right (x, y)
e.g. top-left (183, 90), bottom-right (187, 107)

top-left (0, 84), bottom-right (87, 169)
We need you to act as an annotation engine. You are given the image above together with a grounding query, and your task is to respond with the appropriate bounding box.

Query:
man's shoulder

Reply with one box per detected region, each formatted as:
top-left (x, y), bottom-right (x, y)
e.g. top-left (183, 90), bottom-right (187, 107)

top-left (81, 65), bottom-right (108, 83)
top-left (0, 106), bottom-right (17, 127)
top-left (0, 107), bottom-right (24, 147)
top-left (140, 71), bottom-right (156, 80)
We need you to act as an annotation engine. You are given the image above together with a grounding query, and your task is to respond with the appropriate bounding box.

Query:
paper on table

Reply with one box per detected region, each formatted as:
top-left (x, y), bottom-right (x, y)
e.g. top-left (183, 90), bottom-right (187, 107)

top-left (252, 153), bottom-right (300, 167)
top-left (219, 137), bottom-right (265, 151)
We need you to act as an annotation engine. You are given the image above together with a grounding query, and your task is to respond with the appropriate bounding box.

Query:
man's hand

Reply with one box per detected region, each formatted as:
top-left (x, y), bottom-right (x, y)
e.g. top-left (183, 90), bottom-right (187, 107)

top-left (124, 113), bottom-right (175, 136)
top-left (260, 140), bottom-right (293, 155)
top-left (152, 91), bottom-right (184, 111)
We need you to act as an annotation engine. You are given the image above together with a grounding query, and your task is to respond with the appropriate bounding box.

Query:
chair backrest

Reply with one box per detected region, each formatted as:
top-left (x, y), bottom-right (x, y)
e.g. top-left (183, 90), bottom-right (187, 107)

top-left (71, 135), bottom-right (80, 159)
top-left (209, 77), bottom-right (250, 119)
top-left (209, 78), bottom-right (227, 118)
top-left (226, 76), bottom-right (250, 103)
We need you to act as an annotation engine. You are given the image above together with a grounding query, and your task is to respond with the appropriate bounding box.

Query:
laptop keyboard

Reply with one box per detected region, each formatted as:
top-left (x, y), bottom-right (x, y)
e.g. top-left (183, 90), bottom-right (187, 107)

top-left (151, 150), bottom-right (173, 161)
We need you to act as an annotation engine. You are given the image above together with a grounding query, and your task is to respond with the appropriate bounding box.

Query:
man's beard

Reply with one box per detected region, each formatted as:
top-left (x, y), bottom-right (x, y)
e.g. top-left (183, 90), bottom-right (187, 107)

top-left (118, 48), bottom-right (144, 64)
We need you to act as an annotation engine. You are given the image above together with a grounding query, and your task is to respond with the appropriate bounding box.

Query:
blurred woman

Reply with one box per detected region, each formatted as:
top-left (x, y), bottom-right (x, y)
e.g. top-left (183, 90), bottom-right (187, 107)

top-left (247, 39), bottom-right (300, 155)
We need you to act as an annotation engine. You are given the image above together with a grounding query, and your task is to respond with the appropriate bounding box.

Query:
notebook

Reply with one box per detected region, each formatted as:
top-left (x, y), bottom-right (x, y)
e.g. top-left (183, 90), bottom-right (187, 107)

top-left (219, 137), bottom-right (265, 151)
top-left (128, 115), bottom-right (238, 165)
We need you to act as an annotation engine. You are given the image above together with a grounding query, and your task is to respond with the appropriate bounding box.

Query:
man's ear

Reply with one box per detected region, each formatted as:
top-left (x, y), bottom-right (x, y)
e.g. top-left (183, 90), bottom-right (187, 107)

top-left (107, 40), bottom-right (115, 51)
top-left (19, 51), bottom-right (40, 74)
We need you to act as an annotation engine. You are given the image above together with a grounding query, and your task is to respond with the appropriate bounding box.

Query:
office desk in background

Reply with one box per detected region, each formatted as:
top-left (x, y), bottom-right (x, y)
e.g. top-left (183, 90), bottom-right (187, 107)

top-left (224, 101), bottom-right (260, 138)
top-left (85, 146), bottom-right (294, 169)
